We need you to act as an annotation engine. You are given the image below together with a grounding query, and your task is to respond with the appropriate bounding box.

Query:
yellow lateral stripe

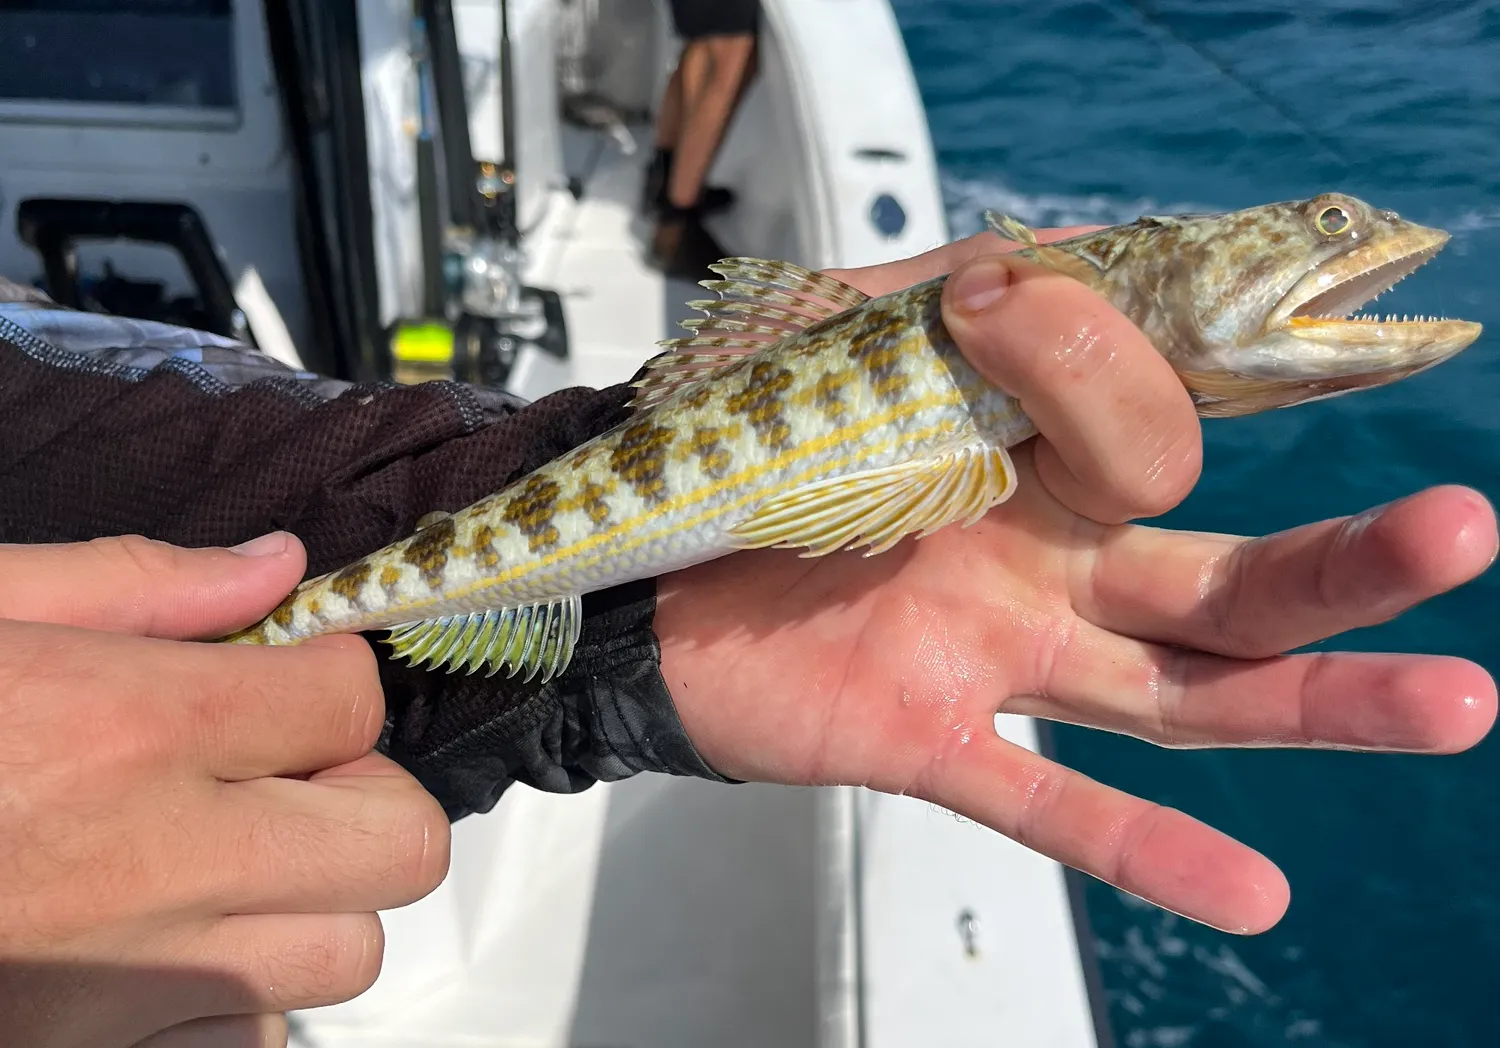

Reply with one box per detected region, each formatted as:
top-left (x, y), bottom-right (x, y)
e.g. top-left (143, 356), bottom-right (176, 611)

top-left (471, 396), bottom-right (956, 579)
top-left (362, 396), bottom-right (968, 622)
top-left (561, 420), bottom-right (959, 576)
top-left (444, 417), bottom-right (959, 606)
top-left (470, 416), bottom-right (959, 590)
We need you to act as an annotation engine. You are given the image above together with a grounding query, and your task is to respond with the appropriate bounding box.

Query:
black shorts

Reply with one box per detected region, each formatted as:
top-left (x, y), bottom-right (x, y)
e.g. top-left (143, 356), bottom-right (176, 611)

top-left (668, 0), bottom-right (759, 40)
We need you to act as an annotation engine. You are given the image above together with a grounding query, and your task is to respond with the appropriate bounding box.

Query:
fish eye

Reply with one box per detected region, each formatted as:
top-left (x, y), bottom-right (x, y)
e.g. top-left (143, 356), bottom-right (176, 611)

top-left (1315, 205), bottom-right (1351, 236)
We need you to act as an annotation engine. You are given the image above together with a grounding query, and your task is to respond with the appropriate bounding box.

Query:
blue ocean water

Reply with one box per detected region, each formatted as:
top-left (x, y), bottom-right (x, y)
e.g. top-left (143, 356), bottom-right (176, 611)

top-left (888, 2), bottom-right (1500, 1045)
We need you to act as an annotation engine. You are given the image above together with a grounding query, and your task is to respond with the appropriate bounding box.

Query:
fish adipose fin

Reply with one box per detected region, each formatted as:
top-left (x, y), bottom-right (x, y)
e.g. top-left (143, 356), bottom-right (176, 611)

top-left (728, 442), bottom-right (1018, 558)
top-left (384, 595), bottom-right (583, 683)
top-left (627, 257), bottom-right (871, 412)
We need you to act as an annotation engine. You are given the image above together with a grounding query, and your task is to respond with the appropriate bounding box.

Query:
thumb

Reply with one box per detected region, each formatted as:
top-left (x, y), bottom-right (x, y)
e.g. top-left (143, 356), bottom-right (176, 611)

top-left (0, 532), bottom-right (308, 640)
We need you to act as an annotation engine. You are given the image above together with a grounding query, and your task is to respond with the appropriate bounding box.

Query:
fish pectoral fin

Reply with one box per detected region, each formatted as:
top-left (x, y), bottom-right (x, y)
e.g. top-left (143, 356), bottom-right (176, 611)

top-left (383, 594), bottom-right (583, 683)
top-left (727, 442), bottom-right (1018, 558)
top-left (982, 209), bottom-right (1102, 284)
top-left (414, 510), bottom-right (452, 531)
top-left (627, 257), bottom-right (871, 413)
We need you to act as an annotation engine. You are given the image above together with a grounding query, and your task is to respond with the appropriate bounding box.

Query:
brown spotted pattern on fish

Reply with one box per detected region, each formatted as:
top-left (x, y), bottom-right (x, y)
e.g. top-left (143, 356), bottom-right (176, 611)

top-left (329, 561), bottom-right (371, 605)
top-left (609, 421), bottom-right (676, 502)
top-left (501, 476), bottom-right (563, 553)
top-left (403, 515), bottom-right (457, 588)
top-left (688, 425), bottom-right (733, 479)
top-left (472, 524), bottom-right (501, 568)
top-left (680, 384), bottom-right (715, 409)
top-left (724, 361), bottom-right (796, 449)
top-left (573, 480), bottom-right (615, 530)
top-left (805, 369), bottom-right (853, 416)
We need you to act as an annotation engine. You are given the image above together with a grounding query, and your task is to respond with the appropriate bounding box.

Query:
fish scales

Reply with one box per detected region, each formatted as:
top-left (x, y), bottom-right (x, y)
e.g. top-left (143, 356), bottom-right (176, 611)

top-left (238, 276), bottom-right (1029, 654)
top-left (225, 194), bottom-right (1482, 683)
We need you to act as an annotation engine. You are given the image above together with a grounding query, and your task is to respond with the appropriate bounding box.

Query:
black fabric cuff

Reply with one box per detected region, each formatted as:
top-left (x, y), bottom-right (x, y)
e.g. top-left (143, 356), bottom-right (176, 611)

top-left (379, 579), bottom-right (737, 822)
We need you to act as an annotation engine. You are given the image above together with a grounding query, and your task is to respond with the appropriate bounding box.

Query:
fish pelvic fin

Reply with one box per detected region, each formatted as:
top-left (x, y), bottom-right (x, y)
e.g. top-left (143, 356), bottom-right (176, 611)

top-left (384, 594), bottom-right (583, 684)
top-left (627, 257), bottom-right (871, 413)
top-left (982, 210), bottom-right (1102, 284)
top-left (728, 441), bottom-right (1018, 558)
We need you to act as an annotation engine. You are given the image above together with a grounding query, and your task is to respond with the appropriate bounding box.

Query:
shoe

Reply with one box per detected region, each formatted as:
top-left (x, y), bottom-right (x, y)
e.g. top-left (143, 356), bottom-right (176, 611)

top-left (641, 147), bottom-right (672, 215)
top-left (649, 204), bottom-right (727, 279)
top-left (641, 148), bottom-right (738, 217)
top-left (694, 185), bottom-right (737, 215)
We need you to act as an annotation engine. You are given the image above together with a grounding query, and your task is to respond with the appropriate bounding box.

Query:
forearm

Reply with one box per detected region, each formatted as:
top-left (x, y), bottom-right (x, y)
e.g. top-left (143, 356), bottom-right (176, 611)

top-left (0, 297), bottom-right (730, 817)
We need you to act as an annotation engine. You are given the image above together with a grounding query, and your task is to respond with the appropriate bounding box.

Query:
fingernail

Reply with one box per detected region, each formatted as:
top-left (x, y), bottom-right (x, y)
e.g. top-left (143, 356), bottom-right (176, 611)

top-left (949, 258), bottom-right (1013, 315)
top-left (230, 531), bottom-right (290, 557)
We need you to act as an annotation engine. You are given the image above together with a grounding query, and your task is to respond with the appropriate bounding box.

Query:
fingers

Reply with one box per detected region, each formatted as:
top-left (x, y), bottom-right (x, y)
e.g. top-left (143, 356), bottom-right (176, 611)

top-left (2, 622), bottom-right (385, 780)
top-left (836, 228), bottom-right (1199, 525)
top-left (69, 916), bottom-right (371, 1048)
top-left (0, 532), bottom-right (307, 640)
top-left (162, 912), bottom-right (384, 1018)
top-left (916, 730), bottom-right (1289, 934)
top-left (828, 225), bottom-right (1106, 298)
top-left (206, 752), bottom-right (450, 915)
top-left (939, 255), bottom-right (1201, 522)
top-left (134, 1014), bottom-right (288, 1048)
top-left (1007, 613), bottom-right (1496, 752)
top-left (184, 634), bottom-right (386, 781)
top-left (1078, 485), bottom-right (1498, 657)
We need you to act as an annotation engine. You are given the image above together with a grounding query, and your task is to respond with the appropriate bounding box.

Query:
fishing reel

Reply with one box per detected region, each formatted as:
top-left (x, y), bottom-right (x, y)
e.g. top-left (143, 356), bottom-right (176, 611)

top-left (389, 228), bottom-right (568, 394)
top-left (388, 0), bottom-right (569, 397)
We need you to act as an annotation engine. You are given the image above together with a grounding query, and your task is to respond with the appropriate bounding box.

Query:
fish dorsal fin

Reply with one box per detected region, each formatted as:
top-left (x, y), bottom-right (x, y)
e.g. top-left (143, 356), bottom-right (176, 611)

top-left (383, 594), bottom-right (582, 683)
top-left (982, 209), bottom-right (1102, 285)
top-left (985, 210), bottom-right (1043, 247)
top-left (728, 442), bottom-right (1017, 558)
top-left (627, 257), bottom-right (870, 413)
top-left (706, 256), bottom-right (871, 313)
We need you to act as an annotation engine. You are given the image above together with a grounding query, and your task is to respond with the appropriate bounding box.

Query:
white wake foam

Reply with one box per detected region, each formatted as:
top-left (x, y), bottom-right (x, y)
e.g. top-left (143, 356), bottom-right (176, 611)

top-left (940, 172), bottom-right (1500, 248)
top-left (940, 172), bottom-right (1220, 236)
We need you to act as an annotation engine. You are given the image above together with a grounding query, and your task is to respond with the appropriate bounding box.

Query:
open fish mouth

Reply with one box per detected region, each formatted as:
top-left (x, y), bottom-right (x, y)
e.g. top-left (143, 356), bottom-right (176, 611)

top-left (1268, 222), bottom-right (1480, 358)
top-left (1266, 218), bottom-right (1488, 379)
top-left (1286, 227), bottom-right (1447, 322)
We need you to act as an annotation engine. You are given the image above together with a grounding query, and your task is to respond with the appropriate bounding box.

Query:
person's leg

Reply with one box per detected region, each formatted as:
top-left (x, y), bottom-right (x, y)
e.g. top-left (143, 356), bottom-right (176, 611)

top-left (655, 60), bottom-right (685, 151)
top-left (642, 53), bottom-right (692, 213)
top-left (663, 33), bottom-right (756, 210)
top-left (649, 0), bottom-right (759, 273)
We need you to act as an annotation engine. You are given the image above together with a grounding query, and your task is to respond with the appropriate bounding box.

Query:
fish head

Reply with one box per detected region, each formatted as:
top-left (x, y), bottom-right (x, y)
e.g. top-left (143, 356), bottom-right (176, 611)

top-left (1029, 193), bottom-right (1482, 416)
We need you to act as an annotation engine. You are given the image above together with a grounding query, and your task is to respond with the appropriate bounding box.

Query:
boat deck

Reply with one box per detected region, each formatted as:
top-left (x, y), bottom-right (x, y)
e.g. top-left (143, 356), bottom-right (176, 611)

top-left (511, 120), bottom-right (704, 396)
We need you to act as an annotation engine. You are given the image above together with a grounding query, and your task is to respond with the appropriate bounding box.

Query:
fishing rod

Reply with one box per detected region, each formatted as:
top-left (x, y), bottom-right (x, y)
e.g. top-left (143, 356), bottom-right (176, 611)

top-left (1109, 0), bottom-right (1349, 168)
top-left (413, 9), bottom-right (446, 319)
top-left (490, 0), bottom-right (519, 248)
top-left (390, 0), bottom-right (568, 389)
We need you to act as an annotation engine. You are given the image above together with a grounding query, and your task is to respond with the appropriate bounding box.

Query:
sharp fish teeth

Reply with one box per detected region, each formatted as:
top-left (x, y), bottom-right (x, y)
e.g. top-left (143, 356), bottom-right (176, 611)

top-left (1309, 311), bottom-right (1448, 324)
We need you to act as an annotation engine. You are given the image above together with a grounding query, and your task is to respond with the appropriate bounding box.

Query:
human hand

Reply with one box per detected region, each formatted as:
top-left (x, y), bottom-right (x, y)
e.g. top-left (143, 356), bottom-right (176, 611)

top-left (655, 228), bottom-right (1498, 934)
top-left (0, 535), bottom-right (450, 1048)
